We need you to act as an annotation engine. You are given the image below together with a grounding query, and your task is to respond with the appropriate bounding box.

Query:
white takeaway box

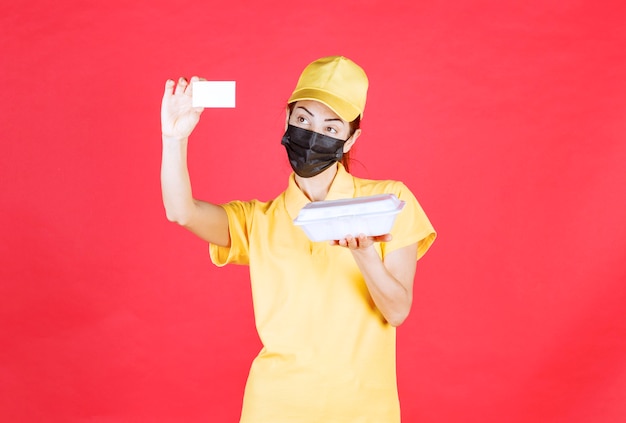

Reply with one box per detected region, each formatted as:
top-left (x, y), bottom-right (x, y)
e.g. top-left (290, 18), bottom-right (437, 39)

top-left (293, 194), bottom-right (405, 242)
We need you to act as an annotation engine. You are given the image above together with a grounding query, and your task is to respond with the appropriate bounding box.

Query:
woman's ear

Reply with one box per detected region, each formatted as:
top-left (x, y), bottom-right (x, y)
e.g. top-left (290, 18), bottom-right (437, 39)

top-left (343, 128), bottom-right (361, 153)
top-left (284, 105), bottom-right (291, 131)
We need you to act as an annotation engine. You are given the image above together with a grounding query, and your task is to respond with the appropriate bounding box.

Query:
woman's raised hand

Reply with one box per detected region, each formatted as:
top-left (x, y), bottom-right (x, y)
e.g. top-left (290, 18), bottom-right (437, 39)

top-left (161, 76), bottom-right (204, 140)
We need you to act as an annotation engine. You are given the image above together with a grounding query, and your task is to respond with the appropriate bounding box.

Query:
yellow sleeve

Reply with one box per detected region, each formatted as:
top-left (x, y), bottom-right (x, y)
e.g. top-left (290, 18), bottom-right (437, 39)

top-left (382, 182), bottom-right (436, 261)
top-left (209, 200), bottom-right (255, 267)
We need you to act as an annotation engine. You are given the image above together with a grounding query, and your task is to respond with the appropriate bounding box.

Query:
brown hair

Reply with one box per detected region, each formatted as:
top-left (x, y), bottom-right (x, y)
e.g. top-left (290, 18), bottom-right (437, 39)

top-left (287, 103), bottom-right (361, 173)
top-left (343, 116), bottom-right (361, 173)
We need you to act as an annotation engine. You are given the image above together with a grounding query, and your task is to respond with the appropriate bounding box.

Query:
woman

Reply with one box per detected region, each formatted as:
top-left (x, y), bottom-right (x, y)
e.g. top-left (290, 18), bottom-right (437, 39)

top-left (161, 56), bottom-right (436, 422)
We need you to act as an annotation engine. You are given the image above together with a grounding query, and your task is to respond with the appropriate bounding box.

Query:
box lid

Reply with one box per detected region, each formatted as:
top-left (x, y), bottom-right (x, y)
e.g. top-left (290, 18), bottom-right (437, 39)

top-left (294, 194), bottom-right (405, 223)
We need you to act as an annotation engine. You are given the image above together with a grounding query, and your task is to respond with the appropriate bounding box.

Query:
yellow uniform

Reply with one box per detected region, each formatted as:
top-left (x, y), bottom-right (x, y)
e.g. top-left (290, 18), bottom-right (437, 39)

top-left (210, 164), bottom-right (436, 422)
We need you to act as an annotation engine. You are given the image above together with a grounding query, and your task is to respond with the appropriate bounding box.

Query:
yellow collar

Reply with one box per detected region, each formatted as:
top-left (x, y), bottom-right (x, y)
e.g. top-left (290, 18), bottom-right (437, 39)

top-left (284, 163), bottom-right (356, 219)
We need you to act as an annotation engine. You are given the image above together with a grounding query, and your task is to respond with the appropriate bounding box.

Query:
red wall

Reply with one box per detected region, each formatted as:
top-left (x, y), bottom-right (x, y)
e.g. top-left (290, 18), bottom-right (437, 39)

top-left (2, 1), bottom-right (625, 422)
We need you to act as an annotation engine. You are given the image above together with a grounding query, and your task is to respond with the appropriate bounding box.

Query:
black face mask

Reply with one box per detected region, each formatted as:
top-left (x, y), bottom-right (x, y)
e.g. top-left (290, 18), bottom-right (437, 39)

top-left (281, 125), bottom-right (348, 178)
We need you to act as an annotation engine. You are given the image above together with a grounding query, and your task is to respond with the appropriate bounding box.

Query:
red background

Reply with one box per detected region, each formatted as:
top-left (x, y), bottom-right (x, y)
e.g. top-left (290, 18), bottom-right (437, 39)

top-left (2, 1), bottom-right (625, 422)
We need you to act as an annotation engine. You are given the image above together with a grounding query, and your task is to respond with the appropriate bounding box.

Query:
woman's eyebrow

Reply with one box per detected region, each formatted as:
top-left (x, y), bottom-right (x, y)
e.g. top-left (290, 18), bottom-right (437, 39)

top-left (297, 106), bottom-right (314, 116)
top-left (296, 106), bottom-right (344, 124)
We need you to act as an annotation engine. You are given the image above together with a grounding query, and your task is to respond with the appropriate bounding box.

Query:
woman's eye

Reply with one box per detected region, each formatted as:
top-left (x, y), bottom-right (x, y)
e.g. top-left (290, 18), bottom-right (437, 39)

top-left (297, 116), bottom-right (308, 124)
top-left (326, 127), bottom-right (337, 134)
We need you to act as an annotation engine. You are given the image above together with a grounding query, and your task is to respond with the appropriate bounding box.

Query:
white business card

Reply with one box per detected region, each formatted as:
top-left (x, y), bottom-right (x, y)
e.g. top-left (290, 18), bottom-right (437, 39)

top-left (192, 81), bottom-right (236, 108)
